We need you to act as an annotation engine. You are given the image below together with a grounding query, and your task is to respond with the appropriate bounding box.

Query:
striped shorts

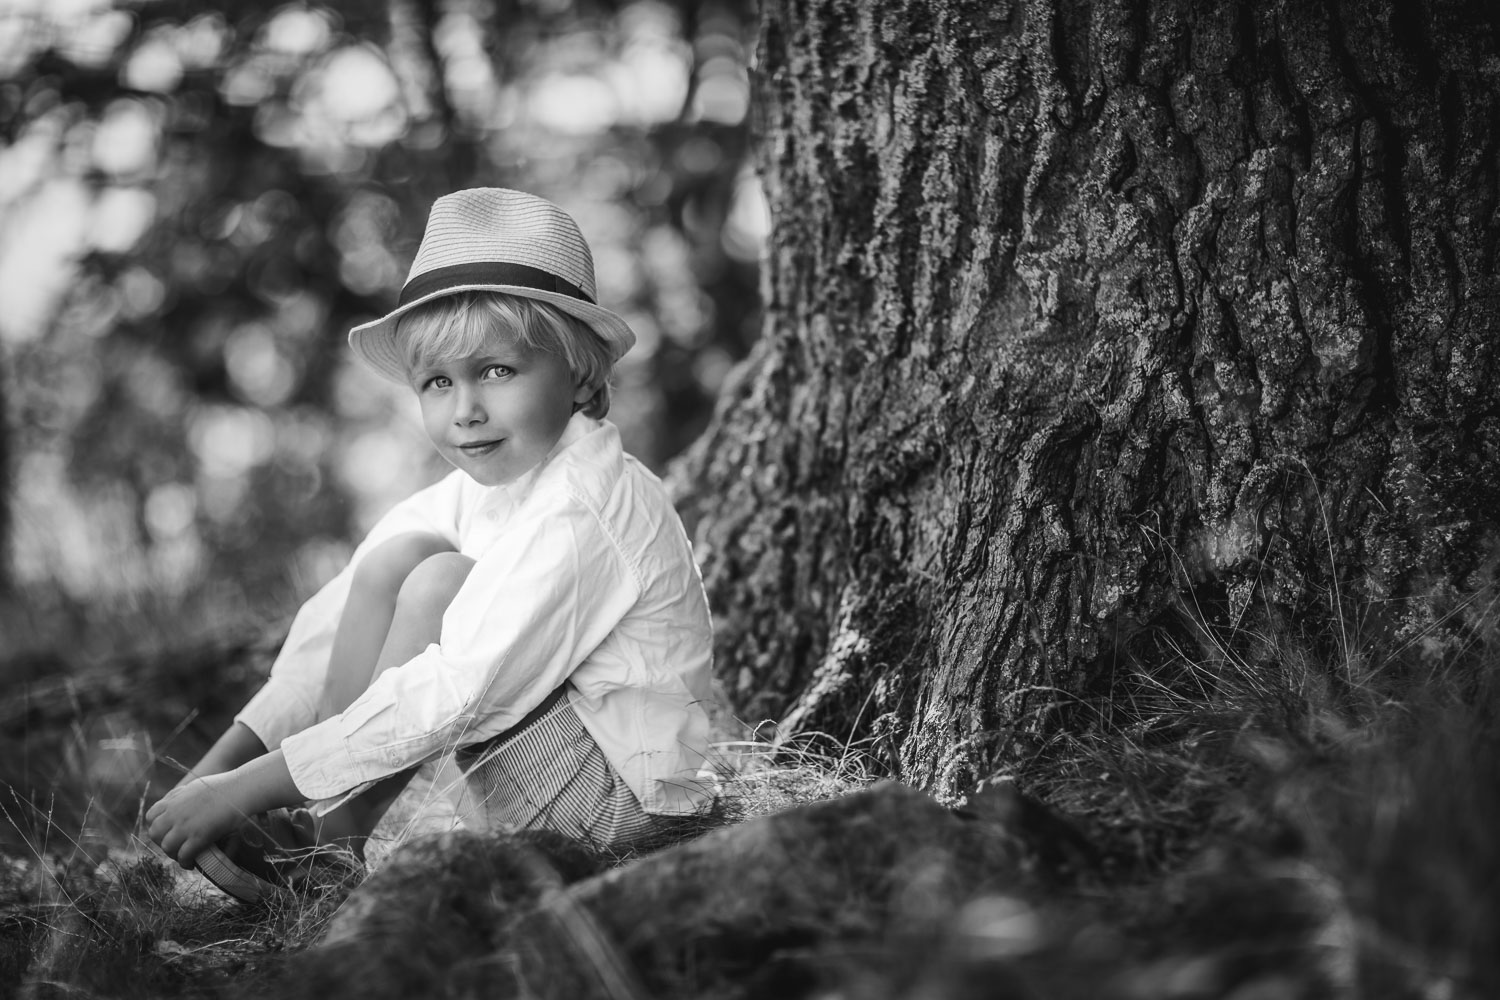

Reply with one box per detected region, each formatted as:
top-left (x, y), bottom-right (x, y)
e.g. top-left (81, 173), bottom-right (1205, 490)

top-left (453, 691), bottom-right (656, 853)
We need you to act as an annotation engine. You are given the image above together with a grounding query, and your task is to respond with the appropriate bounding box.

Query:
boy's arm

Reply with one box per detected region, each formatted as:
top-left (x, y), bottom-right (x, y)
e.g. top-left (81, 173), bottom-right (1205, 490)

top-left (276, 496), bottom-right (639, 801)
top-left (171, 722), bottom-right (267, 791)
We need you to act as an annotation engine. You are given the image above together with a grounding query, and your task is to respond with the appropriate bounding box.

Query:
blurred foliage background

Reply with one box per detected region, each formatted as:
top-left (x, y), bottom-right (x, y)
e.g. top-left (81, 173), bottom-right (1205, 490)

top-left (0, 0), bottom-right (762, 658)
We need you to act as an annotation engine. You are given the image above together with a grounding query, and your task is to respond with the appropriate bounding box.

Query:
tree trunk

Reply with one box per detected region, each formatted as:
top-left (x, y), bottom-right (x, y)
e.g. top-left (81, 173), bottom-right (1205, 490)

top-left (672, 0), bottom-right (1500, 797)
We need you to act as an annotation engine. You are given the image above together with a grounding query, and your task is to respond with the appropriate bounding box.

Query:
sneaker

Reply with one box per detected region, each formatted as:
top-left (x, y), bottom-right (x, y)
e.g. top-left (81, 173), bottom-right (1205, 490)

top-left (194, 808), bottom-right (362, 903)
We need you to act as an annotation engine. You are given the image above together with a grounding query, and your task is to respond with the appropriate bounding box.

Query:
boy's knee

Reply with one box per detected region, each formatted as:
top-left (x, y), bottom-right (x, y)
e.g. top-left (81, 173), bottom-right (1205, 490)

top-left (393, 552), bottom-right (476, 621)
top-left (352, 533), bottom-right (455, 602)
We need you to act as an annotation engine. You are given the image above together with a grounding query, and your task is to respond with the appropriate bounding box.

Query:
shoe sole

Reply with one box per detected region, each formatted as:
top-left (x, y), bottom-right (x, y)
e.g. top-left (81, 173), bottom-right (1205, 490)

top-left (195, 844), bottom-right (282, 904)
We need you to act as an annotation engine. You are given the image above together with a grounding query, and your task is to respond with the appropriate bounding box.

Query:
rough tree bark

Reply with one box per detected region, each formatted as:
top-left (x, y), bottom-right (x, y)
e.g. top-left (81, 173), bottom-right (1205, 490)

top-left (673, 0), bottom-right (1500, 796)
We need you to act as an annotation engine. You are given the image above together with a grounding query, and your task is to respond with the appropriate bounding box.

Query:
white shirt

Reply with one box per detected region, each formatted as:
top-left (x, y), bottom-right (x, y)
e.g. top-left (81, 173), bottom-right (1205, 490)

top-left (235, 414), bottom-right (716, 815)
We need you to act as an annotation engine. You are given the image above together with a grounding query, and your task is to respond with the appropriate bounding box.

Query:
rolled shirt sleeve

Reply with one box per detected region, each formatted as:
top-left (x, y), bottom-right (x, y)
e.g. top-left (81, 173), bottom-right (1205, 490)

top-left (279, 488), bottom-right (641, 801)
top-left (234, 473), bottom-right (465, 751)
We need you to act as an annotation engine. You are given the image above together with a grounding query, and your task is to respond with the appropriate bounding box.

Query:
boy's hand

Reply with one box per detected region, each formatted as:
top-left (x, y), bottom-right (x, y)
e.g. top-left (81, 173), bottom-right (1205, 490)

top-left (146, 750), bottom-right (301, 868)
top-left (146, 774), bottom-right (248, 868)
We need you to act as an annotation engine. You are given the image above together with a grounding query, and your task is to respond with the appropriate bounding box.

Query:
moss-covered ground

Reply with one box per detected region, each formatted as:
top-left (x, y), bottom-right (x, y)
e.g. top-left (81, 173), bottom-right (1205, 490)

top-left (3, 585), bottom-right (1498, 999)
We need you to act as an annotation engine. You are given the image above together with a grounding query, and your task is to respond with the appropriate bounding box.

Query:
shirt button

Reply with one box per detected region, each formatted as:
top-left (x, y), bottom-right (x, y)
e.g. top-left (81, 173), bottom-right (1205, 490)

top-left (486, 510), bottom-right (500, 522)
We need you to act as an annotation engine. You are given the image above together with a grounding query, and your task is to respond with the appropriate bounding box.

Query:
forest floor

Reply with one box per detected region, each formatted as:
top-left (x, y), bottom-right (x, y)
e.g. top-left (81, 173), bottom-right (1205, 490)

top-left (1, 584), bottom-right (1498, 999)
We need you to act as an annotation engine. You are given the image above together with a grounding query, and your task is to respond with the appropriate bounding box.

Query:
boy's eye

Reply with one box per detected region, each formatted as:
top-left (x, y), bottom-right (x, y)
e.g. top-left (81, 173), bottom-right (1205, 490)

top-left (424, 375), bottom-right (451, 390)
top-left (483, 364), bottom-right (515, 380)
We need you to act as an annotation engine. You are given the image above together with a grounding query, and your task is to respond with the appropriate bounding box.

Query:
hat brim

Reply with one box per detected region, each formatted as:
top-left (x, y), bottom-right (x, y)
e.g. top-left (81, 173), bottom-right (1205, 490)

top-left (347, 284), bottom-right (637, 385)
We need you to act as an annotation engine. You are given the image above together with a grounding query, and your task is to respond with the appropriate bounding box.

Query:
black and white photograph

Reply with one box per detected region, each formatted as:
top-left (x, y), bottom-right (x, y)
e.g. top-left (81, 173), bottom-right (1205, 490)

top-left (1, 1), bottom-right (1496, 997)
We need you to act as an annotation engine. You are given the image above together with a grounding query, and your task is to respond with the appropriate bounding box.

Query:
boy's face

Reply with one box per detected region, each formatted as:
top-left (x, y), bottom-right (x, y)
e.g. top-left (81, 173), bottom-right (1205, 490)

top-left (408, 327), bottom-right (591, 487)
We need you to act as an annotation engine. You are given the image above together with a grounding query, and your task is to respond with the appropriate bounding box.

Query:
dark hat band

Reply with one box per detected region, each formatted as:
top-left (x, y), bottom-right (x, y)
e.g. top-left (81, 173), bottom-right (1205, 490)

top-left (397, 261), bottom-right (596, 309)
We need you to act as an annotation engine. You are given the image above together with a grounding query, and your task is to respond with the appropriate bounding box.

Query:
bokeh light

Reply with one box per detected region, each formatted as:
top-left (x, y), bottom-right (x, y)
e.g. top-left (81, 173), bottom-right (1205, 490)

top-left (0, 0), bottom-right (761, 643)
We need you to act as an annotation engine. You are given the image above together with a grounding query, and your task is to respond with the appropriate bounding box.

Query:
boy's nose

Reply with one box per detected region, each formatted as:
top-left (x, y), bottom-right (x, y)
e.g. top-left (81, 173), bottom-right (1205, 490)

top-left (453, 386), bottom-right (486, 425)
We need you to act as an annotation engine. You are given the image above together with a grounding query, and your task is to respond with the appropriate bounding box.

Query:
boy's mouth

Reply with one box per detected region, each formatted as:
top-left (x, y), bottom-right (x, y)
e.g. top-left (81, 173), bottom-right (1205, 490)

top-left (456, 439), bottom-right (504, 456)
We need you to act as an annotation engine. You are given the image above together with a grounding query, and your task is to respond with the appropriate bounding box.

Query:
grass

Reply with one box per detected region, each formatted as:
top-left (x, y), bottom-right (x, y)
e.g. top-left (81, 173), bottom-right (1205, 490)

top-left (0, 678), bottom-right (883, 998)
top-left (1, 841), bottom-right (363, 998)
top-left (1003, 576), bottom-right (1500, 998)
top-left (2, 580), bottom-right (1499, 998)
top-left (709, 723), bottom-right (884, 822)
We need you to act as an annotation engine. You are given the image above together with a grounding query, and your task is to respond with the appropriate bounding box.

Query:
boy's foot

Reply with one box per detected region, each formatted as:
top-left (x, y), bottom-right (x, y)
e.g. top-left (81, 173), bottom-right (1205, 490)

top-left (194, 808), bottom-right (363, 904)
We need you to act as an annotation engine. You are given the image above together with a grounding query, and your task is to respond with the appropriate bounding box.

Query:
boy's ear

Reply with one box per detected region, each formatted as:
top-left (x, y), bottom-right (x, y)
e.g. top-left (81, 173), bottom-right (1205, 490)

top-left (572, 377), bottom-right (596, 405)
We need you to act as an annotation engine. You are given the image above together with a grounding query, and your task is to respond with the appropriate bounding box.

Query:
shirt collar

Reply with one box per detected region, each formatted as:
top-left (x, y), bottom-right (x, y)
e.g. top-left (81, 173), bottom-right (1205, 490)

top-left (484, 411), bottom-right (598, 508)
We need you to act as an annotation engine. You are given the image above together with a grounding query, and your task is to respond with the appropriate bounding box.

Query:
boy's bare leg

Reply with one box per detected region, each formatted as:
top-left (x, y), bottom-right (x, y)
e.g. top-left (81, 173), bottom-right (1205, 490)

top-left (169, 534), bottom-right (453, 795)
top-left (315, 550), bottom-right (477, 851)
top-left (320, 533), bottom-right (457, 719)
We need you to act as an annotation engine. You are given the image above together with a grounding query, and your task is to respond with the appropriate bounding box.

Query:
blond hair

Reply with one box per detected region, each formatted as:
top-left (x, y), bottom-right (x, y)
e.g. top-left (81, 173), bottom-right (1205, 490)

top-left (395, 292), bottom-right (614, 418)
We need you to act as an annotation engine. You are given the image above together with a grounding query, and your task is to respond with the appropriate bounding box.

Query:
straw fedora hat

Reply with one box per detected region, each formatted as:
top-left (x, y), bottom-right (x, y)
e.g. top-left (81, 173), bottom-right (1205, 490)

top-left (347, 188), bottom-right (635, 384)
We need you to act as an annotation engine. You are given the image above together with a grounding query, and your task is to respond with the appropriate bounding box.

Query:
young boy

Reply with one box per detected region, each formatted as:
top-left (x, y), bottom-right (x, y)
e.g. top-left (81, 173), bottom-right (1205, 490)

top-left (147, 189), bottom-right (716, 898)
